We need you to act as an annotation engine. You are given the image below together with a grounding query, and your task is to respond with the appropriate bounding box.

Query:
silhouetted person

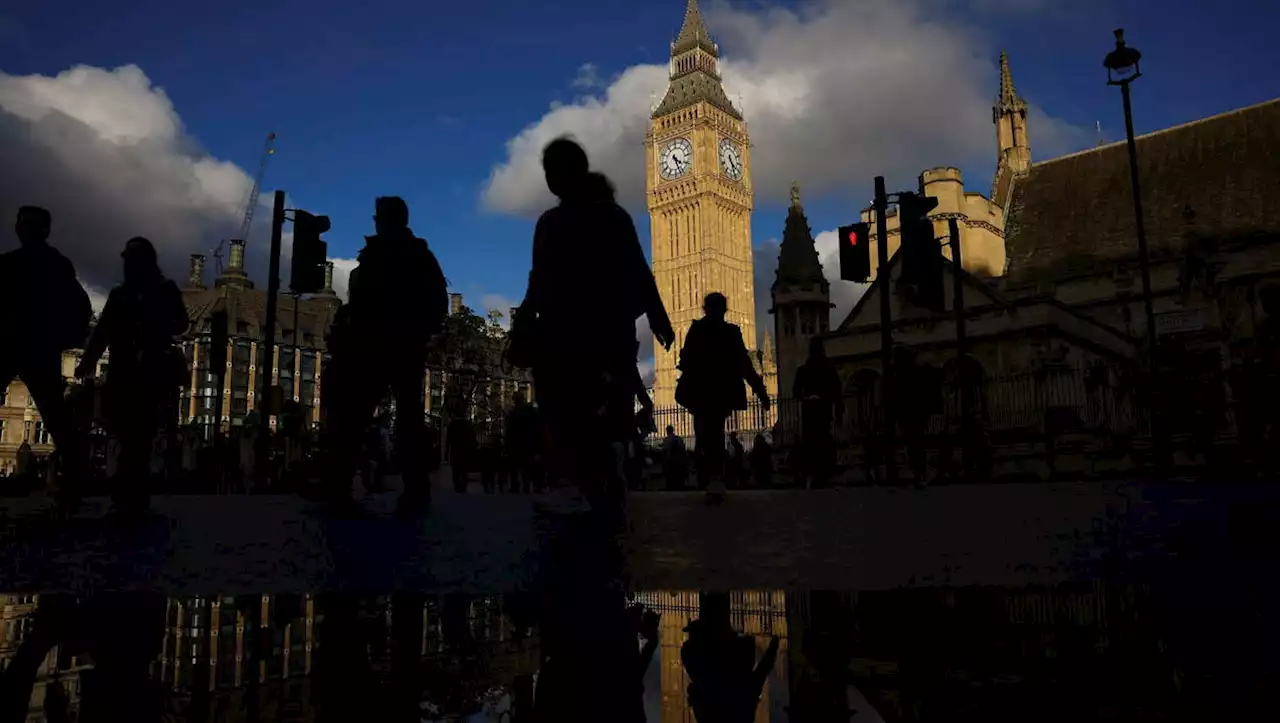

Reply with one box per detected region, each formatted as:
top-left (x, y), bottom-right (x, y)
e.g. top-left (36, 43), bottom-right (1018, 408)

top-left (681, 593), bottom-right (780, 723)
top-left (675, 292), bottom-right (770, 500)
top-left (1245, 284), bottom-right (1280, 471)
top-left (76, 237), bottom-right (189, 514)
top-left (0, 206), bottom-right (92, 506)
top-left (446, 411), bottom-right (476, 493)
top-left (794, 336), bottom-right (843, 488)
top-left (320, 196), bottom-right (448, 514)
top-left (727, 431), bottom-right (746, 489)
top-left (661, 425), bottom-right (689, 490)
top-left (506, 399), bottom-right (541, 493)
top-left (750, 432), bottom-right (773, 488)
top-left (890, 347), bottom-right (935, 487)
top-left (516, 138), bottom-right (674, 506)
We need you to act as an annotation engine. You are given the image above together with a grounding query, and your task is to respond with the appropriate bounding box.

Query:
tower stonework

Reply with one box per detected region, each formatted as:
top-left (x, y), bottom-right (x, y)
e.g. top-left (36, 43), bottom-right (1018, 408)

top-left (647, 0), bottom-right (757, 409)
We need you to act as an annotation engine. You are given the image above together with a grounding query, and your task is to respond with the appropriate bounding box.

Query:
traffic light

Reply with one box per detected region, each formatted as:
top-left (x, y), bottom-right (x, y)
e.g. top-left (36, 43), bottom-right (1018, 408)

top-left (290, 210), bottom-right (330, 294)
top-left (896, 192), bottom-right (945, 313)
top-left (838, 222), bottom-right (872, 283)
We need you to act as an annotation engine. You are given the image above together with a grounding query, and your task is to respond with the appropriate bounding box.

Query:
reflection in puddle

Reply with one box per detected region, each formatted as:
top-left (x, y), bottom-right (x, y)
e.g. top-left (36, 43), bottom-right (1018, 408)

top-left (0, 581), bottom-right (1264, 720)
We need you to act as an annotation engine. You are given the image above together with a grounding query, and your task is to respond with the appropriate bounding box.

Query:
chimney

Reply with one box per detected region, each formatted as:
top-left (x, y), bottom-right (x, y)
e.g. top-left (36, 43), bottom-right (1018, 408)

top-left (215, 239), bottom-right (253, 290)
top-left (228, 239), bottom-right (246, 271)
top-left (188, 254), bottom-right (206, 289)
top-left (322, 261), bottom-right (335, 293)
top-left (449, 293), bottom-right (464, 316)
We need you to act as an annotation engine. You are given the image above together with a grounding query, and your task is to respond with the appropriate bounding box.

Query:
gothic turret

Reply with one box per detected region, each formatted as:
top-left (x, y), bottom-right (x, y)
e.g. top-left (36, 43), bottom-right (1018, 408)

top-left (770, 182), bottom-right (833, 399)
top-left (652, 0), bottom-right (741, 120)
top-left (991, 51), bottom-right (1032, 209)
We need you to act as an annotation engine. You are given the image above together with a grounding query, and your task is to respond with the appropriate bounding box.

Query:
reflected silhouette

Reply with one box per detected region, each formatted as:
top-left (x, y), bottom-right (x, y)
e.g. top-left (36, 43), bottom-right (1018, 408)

top-left (1, 581), bottom-right (1275, 721)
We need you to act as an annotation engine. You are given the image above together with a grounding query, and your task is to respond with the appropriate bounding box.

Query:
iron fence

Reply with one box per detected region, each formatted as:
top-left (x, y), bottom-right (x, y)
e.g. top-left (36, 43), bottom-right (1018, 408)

top-left (644, 365), bottom-right (1241, 455)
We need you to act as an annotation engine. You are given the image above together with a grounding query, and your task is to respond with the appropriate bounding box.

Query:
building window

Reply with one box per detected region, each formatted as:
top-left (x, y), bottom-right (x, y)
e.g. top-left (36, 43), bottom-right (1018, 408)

top-left (32, 421), bottom-right (51, 446)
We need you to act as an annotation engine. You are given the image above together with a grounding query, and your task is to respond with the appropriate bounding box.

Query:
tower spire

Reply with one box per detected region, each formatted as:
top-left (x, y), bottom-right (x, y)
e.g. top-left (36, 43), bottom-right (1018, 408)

top-left (652, 0), bottom-right (741, 120)
top-left (674, 0), bottom-right (716, 56)
top-left (996, 51), bottom-right (1026, 112)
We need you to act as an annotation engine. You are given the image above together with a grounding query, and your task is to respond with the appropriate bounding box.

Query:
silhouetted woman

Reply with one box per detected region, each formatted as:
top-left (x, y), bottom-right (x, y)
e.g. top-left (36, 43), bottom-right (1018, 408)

top-left (516, 137), bottom-right (674, 505)
top-left (77, 237), bottom-right (189, 513)
top-left (675, 292), bottom-right (770, 501)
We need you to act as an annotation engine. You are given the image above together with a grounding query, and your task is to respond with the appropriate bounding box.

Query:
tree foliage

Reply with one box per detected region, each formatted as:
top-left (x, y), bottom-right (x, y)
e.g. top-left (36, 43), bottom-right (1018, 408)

top-left (427, 306), bottom-right (516, 427)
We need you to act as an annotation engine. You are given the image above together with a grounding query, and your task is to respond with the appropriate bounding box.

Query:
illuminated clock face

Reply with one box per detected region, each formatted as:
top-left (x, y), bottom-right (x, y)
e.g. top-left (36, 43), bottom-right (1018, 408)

top-left (719, 138), bottom-right (743, 181)
top-left (658, 137), bottom-right (693, 180)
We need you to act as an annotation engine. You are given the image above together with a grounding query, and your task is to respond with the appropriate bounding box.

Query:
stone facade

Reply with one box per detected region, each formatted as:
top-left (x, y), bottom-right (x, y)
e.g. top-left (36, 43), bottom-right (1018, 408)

top-left (803, 53), bottom-right (1280, 475)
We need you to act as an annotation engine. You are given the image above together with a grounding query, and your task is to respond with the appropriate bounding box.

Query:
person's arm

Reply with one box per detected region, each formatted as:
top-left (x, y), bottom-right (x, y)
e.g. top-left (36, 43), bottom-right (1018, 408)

top-left (77, 291), bottom-right (116, 373)
top-left (735, 327), bottom-right (768, 401)
top-left (421, 243), bottom-right (449, 336)
top-left (522, 215), bottom-right (549, 317)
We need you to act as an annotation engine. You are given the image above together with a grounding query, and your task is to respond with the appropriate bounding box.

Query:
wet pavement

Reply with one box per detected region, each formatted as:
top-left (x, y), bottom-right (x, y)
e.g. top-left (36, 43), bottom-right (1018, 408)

top-left (2, 472), bottom-right (1276, 594)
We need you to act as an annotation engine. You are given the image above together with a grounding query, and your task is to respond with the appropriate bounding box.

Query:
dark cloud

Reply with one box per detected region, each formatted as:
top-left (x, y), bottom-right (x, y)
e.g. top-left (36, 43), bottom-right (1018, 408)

top-left (0, 65), bottom-right (277, 296)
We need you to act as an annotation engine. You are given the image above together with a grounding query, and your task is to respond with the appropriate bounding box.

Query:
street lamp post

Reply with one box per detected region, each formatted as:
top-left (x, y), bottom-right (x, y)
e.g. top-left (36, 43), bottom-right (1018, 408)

top-left (1105, 28), bottom-right (1166, 469)
top-left (1104, 28), bottom-right (1159, 373)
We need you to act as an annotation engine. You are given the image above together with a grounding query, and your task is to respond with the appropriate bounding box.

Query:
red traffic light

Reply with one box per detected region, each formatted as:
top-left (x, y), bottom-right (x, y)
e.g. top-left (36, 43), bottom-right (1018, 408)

top-left (838, 222), bottom-right (871, 283)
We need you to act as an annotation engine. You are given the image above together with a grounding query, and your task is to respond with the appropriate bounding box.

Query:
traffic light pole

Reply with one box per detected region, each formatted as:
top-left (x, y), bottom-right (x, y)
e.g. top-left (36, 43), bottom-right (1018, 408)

top-left (873, 177), bottom-right (896, 485)
top-left (949, 218), bottom-right (971, 479)
top-left (255, 190), bottom-right (286, 484)
top-left (949, 218), bottom-right (967, 402)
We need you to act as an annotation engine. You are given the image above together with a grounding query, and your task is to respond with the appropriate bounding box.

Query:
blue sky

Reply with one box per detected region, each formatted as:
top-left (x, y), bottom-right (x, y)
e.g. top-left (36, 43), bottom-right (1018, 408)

top-left (2, 0), bottom-right (1277, 344)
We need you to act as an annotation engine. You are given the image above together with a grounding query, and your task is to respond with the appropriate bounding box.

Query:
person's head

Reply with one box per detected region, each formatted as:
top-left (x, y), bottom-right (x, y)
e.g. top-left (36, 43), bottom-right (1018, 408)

top-left (809, 336), bottom-right (827, 362)
top-left (121, 237), bottom-right (161, 285)
top-left (703, 292), bottom-right (728, 320)
top-left (15, 206), bottom-right (51, 246)
top-left (374, 196), bottom-right (410, 236)
top-left (666, 425), bottom-right (675, 436)
top-left (542, 137), bottom-right (590, 200)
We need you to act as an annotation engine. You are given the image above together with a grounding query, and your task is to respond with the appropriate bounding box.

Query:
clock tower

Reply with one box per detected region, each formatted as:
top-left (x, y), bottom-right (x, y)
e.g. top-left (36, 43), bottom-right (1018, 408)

top-left (646, 0), bottom-right (757, 410)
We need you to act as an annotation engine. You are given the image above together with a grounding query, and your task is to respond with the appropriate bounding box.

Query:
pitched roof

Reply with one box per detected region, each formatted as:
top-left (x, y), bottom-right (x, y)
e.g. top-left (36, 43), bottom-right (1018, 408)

top-left (673, 0), bottom-right (717, 56)
top-left (1004, 98), bottom-right (1280, 281)
top-left (182, 286), bottom-right (341, 349)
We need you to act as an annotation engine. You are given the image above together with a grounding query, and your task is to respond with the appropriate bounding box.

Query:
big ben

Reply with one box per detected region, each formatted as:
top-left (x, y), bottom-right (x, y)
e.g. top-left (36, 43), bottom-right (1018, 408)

top-left (646, 0), bottom-right (758, 410)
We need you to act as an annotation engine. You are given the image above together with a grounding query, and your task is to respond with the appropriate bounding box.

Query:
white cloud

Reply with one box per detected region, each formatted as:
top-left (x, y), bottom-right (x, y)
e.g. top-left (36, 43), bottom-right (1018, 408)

top-left (571, 63), bottom-right (605, 90)
top-left (481, 0), bottom-right (1088, 217)
top-left (80, 279), bottom-right (108, 315)
top-left (328, 257), bottom-right (358, 302)
top-left (0, 64), bottom-right (274, 291)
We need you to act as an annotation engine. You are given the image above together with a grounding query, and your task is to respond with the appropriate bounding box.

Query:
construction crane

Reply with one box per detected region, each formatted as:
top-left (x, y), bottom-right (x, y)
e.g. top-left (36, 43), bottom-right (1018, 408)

top-left (213, 131), bottom-right (277, 275)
